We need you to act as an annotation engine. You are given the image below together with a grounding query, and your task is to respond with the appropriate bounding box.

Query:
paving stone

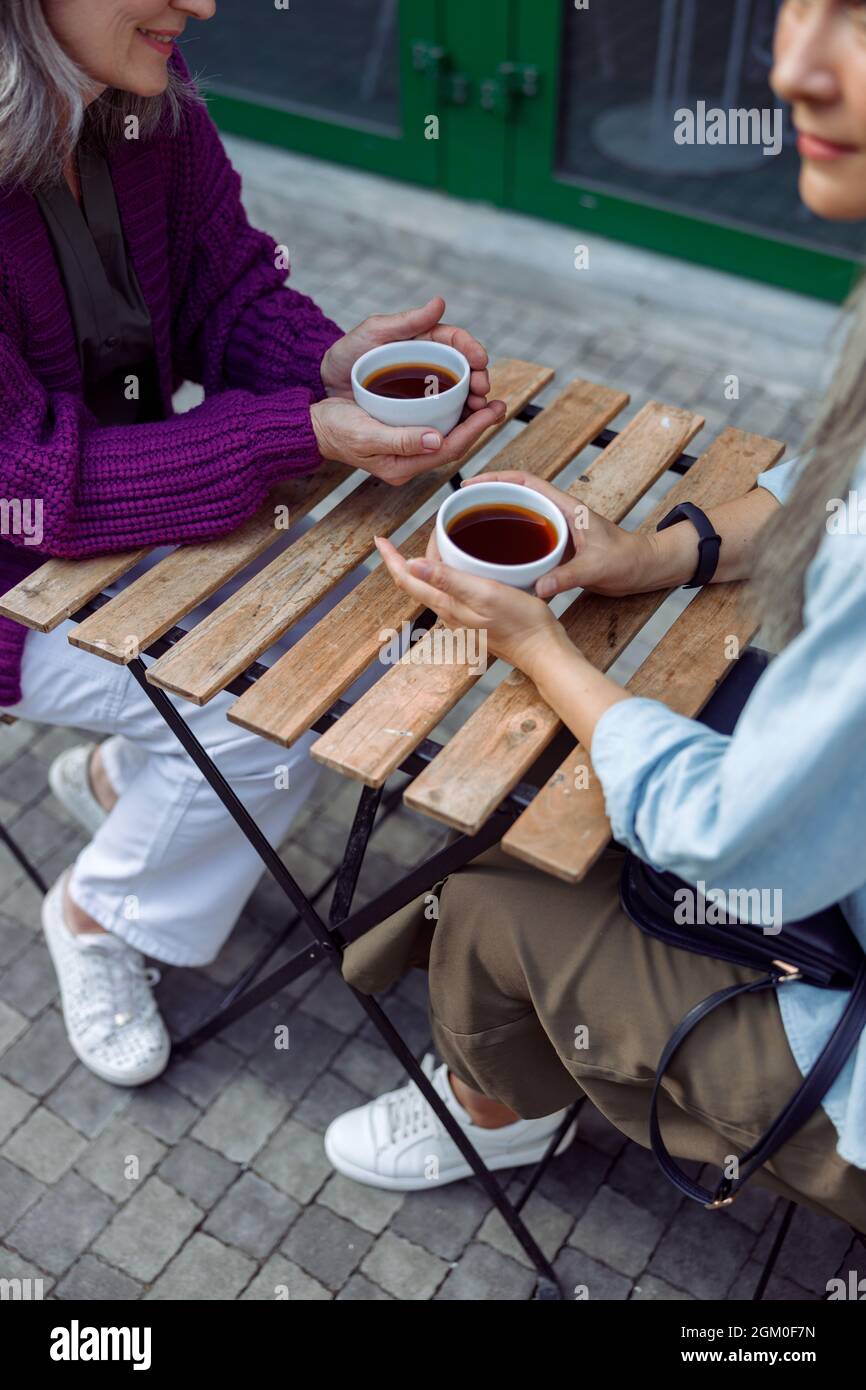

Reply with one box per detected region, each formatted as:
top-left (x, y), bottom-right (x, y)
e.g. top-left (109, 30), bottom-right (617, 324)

top-left (241, 1252), bottom-right (331, 1301)
top-left (331, 1038), bottom-right (404, 1097)
top-left (318, 1172), bottom-right (404, 1235)
top-left (0, 1077), bottom-right (36, 1145)
top-left (607, 1140), bottom-right (686, 1223)
top-left (152, 969), bottom-right (225, 1039)
top-left (253, 1117), bottom-right (332, 1203)
top-left (631, 1274), bottom-right (695, 1301)
top-left (204, 1171), bottom-right (299, 1259)
top-left (2, 1107), bottom-right (87, 1184)
top-left (0, 1000), bottom-right (28, 1059)
top-left (54, 1255), bottom-right (144, 1301)
top-left (0, 1246), bottom-right (54, 1298)
top-left (2, 752), bottom-right (54, 809)
top-left (0, 1009), bottom-right (73, 1095)
top-left (0, 877), bottom-right (42, 932)
top-left (291, 1069), bottom-right (366, 1133)
top-left (191, 1071), bottom-right (290, 1164)
top-left (750, 1205), bottom-right (853, 1296)
top-left (336, 1272), bottom-right (393, 1301)
top-left (165, 1038), bottom-right (244, 1107)
top-left (435, 1241), bottom-right (535, 1301)
top-left (5, 803), bottom-right (76, 869)
top-left (44, 1064), bottom-right (129, 1139)
top-left (93, 1176), bottom-right (201, 1283)
top-left (649, 1201), bottom-right (756, 1301)
top-left (157, 1138), bottom-right (239, 1209)
top-left (145, 1232), bottom-right (256, 1300)
top-left (0, 942), bottom-right (58, 1020)
top-left (126, 1078), bottom-right (198, 1143)
top-left (728, 1259), bottom-right (817, 1302)
top-left (391, 1181), bottom-right (490, 1262)
top-left (74, 1117), bottom-right (167, 1203)
top-left (0, 1156), bottom-right (44, 1236)
top-left (299, 970), bottom-right (366, 1033)
top-left (0, 914), bottom-right (31, 967)
top-left (282, 1205), bottom-right (373, 1290)
top-left (554, 1245), bottom-right (633, 1301)
top-left (478, 1189), bottom-right (574, 1269)
top-left (358, 995), bottom-right (431, 1056)
top-left (219, 996), bottom-right (301, 1059)
top-left (360, 1231), bottom-right (448, 1301)
top-left (247, 1010), bottom-right (345, 1098)
top-left (9, 1171), bottom-right (114, 1276)
top-left (536, 1137), bottom-right (612, 1220)
top-left (578, 1102), bottom-right (629, 1158)
top-left (568, 1185), bottom-right (663, 1278)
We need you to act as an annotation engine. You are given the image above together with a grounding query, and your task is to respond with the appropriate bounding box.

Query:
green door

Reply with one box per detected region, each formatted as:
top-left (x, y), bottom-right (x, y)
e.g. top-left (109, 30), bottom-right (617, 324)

top-left (188, 0), bottom-right (440, 185)
top-left (193, 0), bottom-right (864, 304)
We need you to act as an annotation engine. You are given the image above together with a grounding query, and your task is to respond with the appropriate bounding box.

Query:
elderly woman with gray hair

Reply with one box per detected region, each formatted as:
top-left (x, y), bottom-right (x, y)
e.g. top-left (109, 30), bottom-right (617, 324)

top-left (0, 0), bottom-right (503, 1086)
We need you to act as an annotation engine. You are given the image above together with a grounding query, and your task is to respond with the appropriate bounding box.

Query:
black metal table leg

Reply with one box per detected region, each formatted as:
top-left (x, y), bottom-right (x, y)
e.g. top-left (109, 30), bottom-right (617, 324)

top-left (124, 656), bottom-right (565, 1295)
top-left (0, 819), bottom-right (46, 894)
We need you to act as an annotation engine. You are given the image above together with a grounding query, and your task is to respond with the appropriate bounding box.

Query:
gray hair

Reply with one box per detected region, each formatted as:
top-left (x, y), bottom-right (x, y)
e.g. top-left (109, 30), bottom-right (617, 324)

top-left (750, 277), bottom-right (866, 650)
top-left (0, 0), bottom-right (199, 188)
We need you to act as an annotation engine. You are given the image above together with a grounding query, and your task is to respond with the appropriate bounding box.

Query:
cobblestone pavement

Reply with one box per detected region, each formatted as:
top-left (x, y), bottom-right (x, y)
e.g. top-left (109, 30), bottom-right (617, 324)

top-left (2, 145), bottom-right (864, 1302)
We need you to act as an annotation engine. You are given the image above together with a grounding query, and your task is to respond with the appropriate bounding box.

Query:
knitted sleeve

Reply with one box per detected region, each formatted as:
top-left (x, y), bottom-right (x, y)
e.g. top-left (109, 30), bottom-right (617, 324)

top-left (167, 61), bottom-right (343, 398)
top-left (0, 309), bottom-right (322, 558)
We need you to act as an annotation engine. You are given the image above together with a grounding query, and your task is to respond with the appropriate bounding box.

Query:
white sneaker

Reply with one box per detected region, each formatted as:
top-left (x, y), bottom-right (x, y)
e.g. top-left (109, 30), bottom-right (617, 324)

top-left (48, 743), bottom-right (108, 836)
top-left (324, 1055), bottom-right (578, 1192)
top-left (42, 871), bottom-right (170, 1087)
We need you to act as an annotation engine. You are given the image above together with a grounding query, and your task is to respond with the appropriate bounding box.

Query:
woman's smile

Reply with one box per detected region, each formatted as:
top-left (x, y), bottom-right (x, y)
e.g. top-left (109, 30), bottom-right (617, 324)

top-left (135, 27), bottom-right (183, 57)
top-left (796, 128), bottom-right (861, 159)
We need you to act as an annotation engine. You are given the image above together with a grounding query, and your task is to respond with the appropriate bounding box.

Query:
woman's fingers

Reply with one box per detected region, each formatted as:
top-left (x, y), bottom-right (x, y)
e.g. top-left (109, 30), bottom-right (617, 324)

top-left (375, 538), bottom-right (487, 628)
top-left (534, 563), bottom-right (577, 599)
top-left (369, 297), bottom-right (446, 343)
top-left (428, 322), bottom-right (489, 372)
top-left (435, 400), bottom-right (505, 460)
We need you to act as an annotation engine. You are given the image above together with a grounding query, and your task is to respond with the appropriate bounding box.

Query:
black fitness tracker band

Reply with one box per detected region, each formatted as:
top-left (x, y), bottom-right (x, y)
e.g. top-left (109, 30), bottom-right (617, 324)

top-left (656, 502), bottom-right (722, 590)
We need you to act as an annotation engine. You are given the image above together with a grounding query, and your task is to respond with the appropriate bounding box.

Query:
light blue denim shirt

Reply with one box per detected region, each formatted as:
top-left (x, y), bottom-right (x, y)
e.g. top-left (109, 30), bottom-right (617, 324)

top-left (591, 453), bottom-right (866, 1167)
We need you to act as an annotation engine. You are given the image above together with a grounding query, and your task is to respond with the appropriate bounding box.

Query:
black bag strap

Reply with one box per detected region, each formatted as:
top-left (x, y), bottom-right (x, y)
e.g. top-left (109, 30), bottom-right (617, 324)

top-left (649, 959), bottom-right (866, 1208)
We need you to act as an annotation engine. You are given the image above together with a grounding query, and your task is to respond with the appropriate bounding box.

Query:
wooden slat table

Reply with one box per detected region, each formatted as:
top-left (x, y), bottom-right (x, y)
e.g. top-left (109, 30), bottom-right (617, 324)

top-left (0, 358), bottom-right (785, 1296)
top-left (0, 360), bottom-right (784, 890)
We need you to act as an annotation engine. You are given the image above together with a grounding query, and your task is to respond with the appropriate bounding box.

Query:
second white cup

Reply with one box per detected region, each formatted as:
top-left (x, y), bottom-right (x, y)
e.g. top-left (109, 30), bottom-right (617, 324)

top-left (435, 480), bottom-right (569, 591)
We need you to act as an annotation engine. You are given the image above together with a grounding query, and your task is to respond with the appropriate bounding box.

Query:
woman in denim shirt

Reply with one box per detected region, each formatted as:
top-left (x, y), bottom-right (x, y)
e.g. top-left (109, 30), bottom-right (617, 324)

top-left (325, 1), bottom-right (866, 1232)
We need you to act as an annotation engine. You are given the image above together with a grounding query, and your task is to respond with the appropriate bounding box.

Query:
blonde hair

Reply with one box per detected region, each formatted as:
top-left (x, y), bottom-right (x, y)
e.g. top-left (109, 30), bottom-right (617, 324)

top-left (751, 277), bottom-right (866, 649)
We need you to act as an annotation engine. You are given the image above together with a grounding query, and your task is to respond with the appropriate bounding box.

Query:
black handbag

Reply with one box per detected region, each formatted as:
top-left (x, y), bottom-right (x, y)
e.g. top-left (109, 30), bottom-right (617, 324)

top-left (618, 649), bottom-right (866, 1209)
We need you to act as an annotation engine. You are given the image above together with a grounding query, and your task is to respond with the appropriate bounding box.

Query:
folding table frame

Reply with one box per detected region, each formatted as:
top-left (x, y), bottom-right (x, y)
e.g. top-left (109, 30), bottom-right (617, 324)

top-left (3, 391), bottom-right (816, 1300)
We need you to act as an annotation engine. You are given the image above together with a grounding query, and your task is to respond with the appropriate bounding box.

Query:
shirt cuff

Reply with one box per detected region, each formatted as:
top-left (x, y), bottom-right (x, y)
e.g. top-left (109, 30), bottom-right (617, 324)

top-left (756, 455), bottom-right (805, 507)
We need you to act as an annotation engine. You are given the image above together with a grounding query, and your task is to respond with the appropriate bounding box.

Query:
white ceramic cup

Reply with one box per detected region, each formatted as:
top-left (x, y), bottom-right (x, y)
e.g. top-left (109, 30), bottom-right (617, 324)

top-left (351, 340), bottom-right (470, 436)
top-left (435, 480), bottom-right (569, 591)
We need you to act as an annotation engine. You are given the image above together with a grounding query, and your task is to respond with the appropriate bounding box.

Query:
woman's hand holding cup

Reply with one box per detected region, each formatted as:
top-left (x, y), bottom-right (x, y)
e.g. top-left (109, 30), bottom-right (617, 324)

top-left (313, 296), bottom-right (506, 486)
top-left (466, 472), bottom-right (652, 598)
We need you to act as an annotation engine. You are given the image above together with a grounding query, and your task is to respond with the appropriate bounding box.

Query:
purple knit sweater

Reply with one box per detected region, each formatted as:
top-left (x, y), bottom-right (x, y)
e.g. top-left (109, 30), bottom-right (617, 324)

top-left (0, 55), bottom-right (342, 706)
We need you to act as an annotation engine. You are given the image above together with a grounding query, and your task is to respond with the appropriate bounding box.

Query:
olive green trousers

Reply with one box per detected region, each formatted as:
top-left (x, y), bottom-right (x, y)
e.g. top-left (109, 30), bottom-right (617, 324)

top-left (342, 840), bottom-right (866, 1233)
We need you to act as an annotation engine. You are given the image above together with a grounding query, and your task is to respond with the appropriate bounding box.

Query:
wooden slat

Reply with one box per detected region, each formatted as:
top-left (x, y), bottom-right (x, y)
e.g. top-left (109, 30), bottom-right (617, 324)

top-left (502, 580), bottom-right (757, 881)
top-left (67, 462), bottom-right (350, 663)
top-left (404, 427), bottom-right (784, 832)
top-left (228, 376), bottom-right (631, 746)
top-left (310, 399), bottom-right (704, 785)
top-left (145, 360), bottom-right (551, 706)
top-left (0, 549), bottom-right (149, 633)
